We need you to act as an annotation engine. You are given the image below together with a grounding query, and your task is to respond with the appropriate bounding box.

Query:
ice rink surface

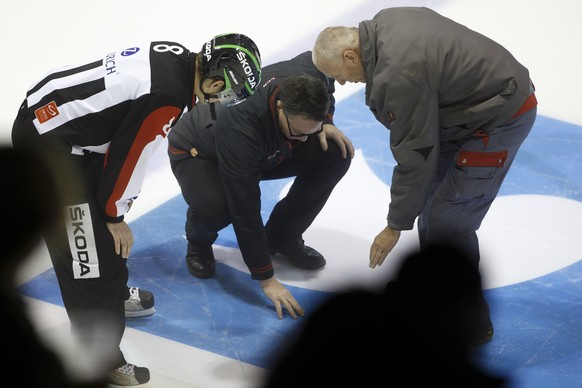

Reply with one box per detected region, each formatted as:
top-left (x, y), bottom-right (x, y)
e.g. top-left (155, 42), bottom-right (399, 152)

top-left (1, 1), bottom-right (581, 387)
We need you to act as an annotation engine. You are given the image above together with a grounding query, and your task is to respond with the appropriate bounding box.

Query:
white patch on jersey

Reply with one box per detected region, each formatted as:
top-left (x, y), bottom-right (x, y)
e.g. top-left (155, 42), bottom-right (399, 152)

top-left (66, 203), bottom-right (100, 279)
top-left (71, 142), bottom-right (111, 155)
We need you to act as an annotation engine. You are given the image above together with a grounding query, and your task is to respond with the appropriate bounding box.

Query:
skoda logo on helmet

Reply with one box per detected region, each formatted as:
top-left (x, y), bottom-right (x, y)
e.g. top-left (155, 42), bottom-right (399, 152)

top-left (236, 51), bottom-right (257, 89)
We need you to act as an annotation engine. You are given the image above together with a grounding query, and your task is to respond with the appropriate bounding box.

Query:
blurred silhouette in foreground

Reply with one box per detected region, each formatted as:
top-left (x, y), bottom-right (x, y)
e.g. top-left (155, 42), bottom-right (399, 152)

top-left (264, 243), bottom-right (509, 387)
top-left (0, 146), bottom-right (107, 387)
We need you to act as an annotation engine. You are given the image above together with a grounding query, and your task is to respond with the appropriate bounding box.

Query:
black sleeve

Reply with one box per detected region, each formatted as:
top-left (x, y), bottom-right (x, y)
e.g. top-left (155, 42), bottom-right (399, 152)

top-left (215, 121), bottom-right (275, 280)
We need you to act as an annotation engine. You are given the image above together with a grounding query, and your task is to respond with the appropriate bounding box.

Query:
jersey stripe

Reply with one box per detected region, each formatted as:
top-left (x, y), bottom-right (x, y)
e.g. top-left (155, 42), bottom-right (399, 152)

top-left (27, 59), bottom-right (103, 96)
top-left (27, 64), bottom-right (104, 107)
top-left (30, 78), bottom-right (106, 113)
top-left (34, 88), bottom-right (127, 134)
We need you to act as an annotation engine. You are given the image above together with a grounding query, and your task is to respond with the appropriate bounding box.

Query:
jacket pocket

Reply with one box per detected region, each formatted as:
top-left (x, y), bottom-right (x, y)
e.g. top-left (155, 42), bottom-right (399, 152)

top-left (456, 150), bottom-right (508, 178)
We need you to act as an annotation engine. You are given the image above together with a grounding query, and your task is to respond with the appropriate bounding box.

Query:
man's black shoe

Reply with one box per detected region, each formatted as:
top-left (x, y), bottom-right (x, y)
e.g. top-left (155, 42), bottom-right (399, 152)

top-left (268, 239), bottom-right (326, 269)
top-left (186, 246), bottom-right (215, 279)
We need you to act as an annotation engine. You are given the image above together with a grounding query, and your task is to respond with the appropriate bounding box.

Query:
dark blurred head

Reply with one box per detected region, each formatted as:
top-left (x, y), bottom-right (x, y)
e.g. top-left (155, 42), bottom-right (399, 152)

top-left (0, 146), bottom-right (61, 269)
top-left (387, 243), bottom-right (486, 348)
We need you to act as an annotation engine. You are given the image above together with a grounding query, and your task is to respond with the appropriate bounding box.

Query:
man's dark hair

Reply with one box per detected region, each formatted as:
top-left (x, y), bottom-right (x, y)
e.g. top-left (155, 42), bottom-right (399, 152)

top-left (279, 75), bottom-right (329, 121)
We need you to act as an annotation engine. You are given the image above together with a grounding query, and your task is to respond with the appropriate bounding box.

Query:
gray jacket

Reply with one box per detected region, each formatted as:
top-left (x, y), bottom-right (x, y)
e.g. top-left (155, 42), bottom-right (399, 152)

top-left (359, 7), bottom-right (532, 230)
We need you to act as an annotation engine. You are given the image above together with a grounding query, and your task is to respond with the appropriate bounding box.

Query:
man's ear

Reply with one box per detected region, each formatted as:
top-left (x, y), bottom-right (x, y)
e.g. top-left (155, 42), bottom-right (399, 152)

top-left (211, 79), bottom-right (225, 92)
top-left (202, 78), bottom-right (225, 94)
top-left (343, 50), bottom-right (359, 64)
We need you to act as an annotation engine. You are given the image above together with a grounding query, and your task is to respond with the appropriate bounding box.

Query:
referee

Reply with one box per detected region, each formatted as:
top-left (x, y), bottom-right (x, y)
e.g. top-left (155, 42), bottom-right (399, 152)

top-left (11, 33), bottom-right (261, 386)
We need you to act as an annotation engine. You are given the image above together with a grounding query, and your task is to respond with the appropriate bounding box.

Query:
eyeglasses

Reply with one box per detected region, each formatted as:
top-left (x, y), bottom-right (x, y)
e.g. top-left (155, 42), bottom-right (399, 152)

top-left (284, 113), bottom-right (324, 138)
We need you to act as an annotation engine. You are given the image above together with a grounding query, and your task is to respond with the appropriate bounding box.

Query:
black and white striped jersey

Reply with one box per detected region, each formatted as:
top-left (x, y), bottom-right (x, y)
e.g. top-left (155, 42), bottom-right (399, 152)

top-left (24, 41), bottom-right (196, 222)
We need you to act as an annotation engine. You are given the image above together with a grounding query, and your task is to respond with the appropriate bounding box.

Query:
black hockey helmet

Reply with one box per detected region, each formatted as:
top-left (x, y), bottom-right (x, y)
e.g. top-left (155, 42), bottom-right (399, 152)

top-left (200, 33), bottom-right (262, 107)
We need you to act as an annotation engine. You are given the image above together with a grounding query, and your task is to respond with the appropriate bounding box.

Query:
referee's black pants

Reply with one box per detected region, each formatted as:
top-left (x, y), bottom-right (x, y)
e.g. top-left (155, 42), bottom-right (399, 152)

top-left (12, 103), bottom-right (129, 369)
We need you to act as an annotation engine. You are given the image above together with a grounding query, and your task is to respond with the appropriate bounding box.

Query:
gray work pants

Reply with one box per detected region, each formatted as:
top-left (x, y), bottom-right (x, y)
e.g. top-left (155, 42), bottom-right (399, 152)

top-left (418, 107), bottom-right (537, 266)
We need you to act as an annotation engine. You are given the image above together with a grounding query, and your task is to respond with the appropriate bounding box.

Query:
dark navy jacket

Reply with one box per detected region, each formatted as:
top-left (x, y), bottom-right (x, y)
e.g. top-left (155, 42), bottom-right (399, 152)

top-left (167, 51), bottom-right (335, 279)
